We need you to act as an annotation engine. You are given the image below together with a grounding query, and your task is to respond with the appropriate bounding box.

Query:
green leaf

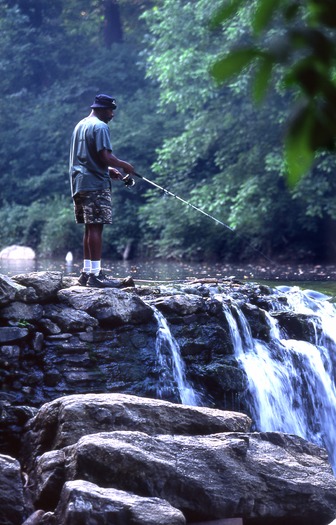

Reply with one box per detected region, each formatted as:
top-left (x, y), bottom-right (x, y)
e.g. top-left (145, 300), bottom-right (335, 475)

top-left (210, 0), bottom-right (246, 28)
top-left (285, 107), bottom-right (315, 186)
top-left (308, 0), bottom-right (336, 28)
top-left (253, 55), bottom-right (274, 103)
top-left (211, 48), bottom-right (260, 83)
top-left (253, 0), bottom-right (281, 34)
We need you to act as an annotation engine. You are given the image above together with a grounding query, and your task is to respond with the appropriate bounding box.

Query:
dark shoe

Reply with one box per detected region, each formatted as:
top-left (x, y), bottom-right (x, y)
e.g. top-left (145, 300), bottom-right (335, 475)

top-left (87, 270), bottom-right (121, 288)
top-left (78, 272), bottom-right (89, 286)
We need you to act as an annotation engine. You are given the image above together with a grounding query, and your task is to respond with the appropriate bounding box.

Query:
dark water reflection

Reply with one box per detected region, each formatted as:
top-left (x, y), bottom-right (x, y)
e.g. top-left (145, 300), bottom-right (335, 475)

top-left (1, 257), bottom-right (336, 297)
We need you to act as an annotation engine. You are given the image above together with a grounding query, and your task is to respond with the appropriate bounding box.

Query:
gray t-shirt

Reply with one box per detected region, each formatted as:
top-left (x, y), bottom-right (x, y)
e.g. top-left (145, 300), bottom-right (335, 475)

top-left (69, 115), bottom-right (113, 196)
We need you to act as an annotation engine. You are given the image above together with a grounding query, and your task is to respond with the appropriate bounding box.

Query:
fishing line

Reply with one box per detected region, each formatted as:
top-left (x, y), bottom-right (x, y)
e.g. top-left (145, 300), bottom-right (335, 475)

top-left (132, 172), bottom-right (275, 265)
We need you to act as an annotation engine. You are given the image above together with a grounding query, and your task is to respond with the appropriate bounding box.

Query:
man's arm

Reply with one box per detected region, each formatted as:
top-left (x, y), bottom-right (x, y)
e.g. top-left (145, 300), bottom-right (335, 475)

top-left (98, 149), bottom-right (134, 176)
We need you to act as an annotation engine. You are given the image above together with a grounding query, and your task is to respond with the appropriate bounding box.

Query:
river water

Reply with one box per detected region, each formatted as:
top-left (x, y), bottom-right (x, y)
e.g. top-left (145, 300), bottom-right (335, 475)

top-left (1, 257), bottom-right (336, 297)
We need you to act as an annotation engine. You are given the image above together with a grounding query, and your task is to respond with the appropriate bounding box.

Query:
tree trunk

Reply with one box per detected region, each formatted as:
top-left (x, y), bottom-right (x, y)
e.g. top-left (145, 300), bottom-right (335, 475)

top-left (104, 0), bottom-right (123, 46)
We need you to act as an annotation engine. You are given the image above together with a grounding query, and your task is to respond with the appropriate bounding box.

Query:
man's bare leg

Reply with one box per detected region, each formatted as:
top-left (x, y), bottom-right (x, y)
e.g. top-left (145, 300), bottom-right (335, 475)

top-left (84, 223), bottom-right (103, 261)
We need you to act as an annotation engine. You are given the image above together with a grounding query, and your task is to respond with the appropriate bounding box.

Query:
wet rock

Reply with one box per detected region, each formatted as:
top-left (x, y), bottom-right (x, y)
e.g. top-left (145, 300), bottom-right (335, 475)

top-left (20, 394), bottom-right (336, 525)
top-left (0, 273), bottom-right (26, 305)
top-left (0, 344), bottom-right (20, 364)
top-left (67, 431), bottom-right (335, 524)
top-left (1, 271), bottom-right (335, 525)
top-left (0, 326), bottom-right (29, 343)
top-left (57, 287), bottom-right (154, 326)
top-left (151, 294), bottom-right (206, 316)
top-left (0, 454), bottom-right (26, 525)
top-left (22, 510), bottom-right (48, 525)
top-left (54, 480), bottom-right (186, 525)
top-left (43, 304), bottom-right (98, 332)
top-left (1, 301), bottom-right (44, 322)
top-left (38, 318), bottom-right (62, 335)
top-left (12, 271), bottom-right (63, 302)
top-left (23, 393), bottom-right (252, 459)
top-left (272, 311), bottom-right (319, 342)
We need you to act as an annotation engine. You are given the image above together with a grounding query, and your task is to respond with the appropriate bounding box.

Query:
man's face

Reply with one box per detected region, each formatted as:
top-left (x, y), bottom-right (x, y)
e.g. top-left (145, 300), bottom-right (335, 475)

top-left (97, 108), bottom-right (114, 123)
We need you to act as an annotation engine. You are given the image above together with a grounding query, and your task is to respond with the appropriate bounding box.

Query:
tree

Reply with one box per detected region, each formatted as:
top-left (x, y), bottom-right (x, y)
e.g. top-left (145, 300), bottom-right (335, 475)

top-left (139, 0), bottom-right (336, 262)
top-left (104, 0), bottom-right (123, 46)
top-left (211, 0), bottom-right (336, 185)
top-left (0, 0), bottom-right (163, 258)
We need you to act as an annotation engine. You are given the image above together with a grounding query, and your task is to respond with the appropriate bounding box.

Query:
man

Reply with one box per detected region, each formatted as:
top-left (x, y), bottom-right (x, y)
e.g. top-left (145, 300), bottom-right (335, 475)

top-left (69, 93), bottom-right (135, 288)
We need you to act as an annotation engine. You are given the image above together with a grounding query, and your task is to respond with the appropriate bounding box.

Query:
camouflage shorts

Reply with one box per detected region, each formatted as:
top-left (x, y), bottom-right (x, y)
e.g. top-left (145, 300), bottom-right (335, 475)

top-left (73, 189), bottom-right (113, 224)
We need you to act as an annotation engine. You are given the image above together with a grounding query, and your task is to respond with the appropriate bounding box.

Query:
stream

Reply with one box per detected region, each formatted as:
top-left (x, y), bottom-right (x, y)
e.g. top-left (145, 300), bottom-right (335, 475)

top-left (1, 257), bottom-right (336, 296)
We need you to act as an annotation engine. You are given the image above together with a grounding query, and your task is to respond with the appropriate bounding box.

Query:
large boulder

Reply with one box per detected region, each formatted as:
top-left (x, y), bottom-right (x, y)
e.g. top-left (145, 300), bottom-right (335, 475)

top-left (23, 393), bottom-right (251, 457)
top-left (22, 394), bottom-right (336, 525)
top-left (60, 431), bottom-right (336, 524)
top-left (0, 245), bottom-right (35, 260)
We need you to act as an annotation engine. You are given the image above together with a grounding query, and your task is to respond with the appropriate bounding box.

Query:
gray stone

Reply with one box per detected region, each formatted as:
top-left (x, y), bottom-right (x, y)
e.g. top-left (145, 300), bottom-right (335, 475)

top-left (38, 318), bottom-right (61, 335)
top-left (54, 480), bottom-right (186, 525)
top-left (32, 332), bottom-right (44, 352)
top-left (23, 393), bottom-right (251, 456)
top-left (152, 293), bottom-right (207, 315)
top-left (43, 304), bottom-right (98, 332)
top-left (0, 454), bottom-right (26, 525)
top-left (13, 271), bottom-right (63, 301)
top-left (33, 449), bottom-right (66, 509)
top-left (0, 245), bottom-right (35, 259)
top-left (61, 430), bottom-right (336, 524)
top-left (57, 287), bottom-right (154, 326)
top-left (23, 394), bottom-right (336, 525)
top-left (0, 344), bottom-right (20, 364)
top-left (0, 273), bottom-right (26, 305)
top-left (1, 301), bottom-right (43, 322)
top-left (22, 510), bottom-right (47, 525)
top-left (0, 326), bottom-right (29, 343)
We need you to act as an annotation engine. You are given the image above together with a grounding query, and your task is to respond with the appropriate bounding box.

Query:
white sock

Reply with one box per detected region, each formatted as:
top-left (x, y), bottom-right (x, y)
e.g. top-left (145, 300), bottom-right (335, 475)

top-left (91, 260), bottom-right (101, 276)
top-left (83, 259), bottom-right (91, 274)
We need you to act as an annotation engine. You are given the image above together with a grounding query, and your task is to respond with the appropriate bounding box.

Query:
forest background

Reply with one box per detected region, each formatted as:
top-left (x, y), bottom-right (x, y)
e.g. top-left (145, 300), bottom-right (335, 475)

top-left (1, 0), bottom-right (336, 264)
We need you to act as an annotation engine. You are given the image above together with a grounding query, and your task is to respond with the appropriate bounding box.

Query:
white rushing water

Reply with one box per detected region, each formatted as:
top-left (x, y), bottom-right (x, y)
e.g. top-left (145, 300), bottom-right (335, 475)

top-left (222, 287), bottom-right (336, 472)
top-left (152, 306), bottom-right (201, 406)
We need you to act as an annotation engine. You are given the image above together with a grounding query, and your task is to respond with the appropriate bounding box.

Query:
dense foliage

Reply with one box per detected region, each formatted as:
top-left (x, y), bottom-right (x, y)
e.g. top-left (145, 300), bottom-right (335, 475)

top-left (0, 0), bottom-right (336, 264)
top-left (212, 0), bottom-right (336, 185)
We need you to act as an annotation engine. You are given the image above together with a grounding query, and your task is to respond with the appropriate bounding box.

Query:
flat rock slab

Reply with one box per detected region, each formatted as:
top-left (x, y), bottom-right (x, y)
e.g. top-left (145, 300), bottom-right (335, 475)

top-left (60, 430), bottom-right (336, 524)
top-left (24, 393), bottom-right (252, 456)
top-left (31, 426), bottom-right (336, 525)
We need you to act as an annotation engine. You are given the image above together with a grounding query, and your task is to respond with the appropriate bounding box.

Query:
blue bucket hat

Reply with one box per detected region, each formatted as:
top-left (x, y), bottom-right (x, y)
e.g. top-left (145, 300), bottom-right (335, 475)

top-left (90, 94), bottom-right (117, 109)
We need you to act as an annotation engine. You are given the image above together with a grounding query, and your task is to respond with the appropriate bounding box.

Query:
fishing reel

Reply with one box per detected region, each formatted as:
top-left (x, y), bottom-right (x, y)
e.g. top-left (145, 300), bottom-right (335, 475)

top-left (123, 174), bottom-right (135, 188)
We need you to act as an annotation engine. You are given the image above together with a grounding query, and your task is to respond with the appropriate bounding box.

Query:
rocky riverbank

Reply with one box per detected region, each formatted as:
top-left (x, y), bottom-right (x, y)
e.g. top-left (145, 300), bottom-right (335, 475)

top-left (1, 271), bottom-right (336, 524)
top-left (2, 393), bottom-right (336, 525)
top-left (0, 270), bottom-right (261, 456)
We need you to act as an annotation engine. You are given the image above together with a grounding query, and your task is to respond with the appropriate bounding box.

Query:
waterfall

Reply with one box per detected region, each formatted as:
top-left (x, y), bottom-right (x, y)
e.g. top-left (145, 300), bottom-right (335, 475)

top-left (152, 306), bottom-right (201, 406)
top-left (222, 287), bottom-right (336, 472)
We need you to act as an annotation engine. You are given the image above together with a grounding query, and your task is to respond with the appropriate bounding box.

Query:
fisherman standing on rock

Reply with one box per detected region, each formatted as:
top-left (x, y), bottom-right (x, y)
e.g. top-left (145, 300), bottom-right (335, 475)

top-left (69, 93), bottom-right (135, 288)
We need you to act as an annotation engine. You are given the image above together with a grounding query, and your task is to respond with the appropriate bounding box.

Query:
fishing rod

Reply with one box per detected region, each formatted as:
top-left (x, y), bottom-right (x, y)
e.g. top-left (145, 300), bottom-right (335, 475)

top-left (125, 172), bottom-right (274, 264)
top-left (131, 172), bottom-right (234, 232)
